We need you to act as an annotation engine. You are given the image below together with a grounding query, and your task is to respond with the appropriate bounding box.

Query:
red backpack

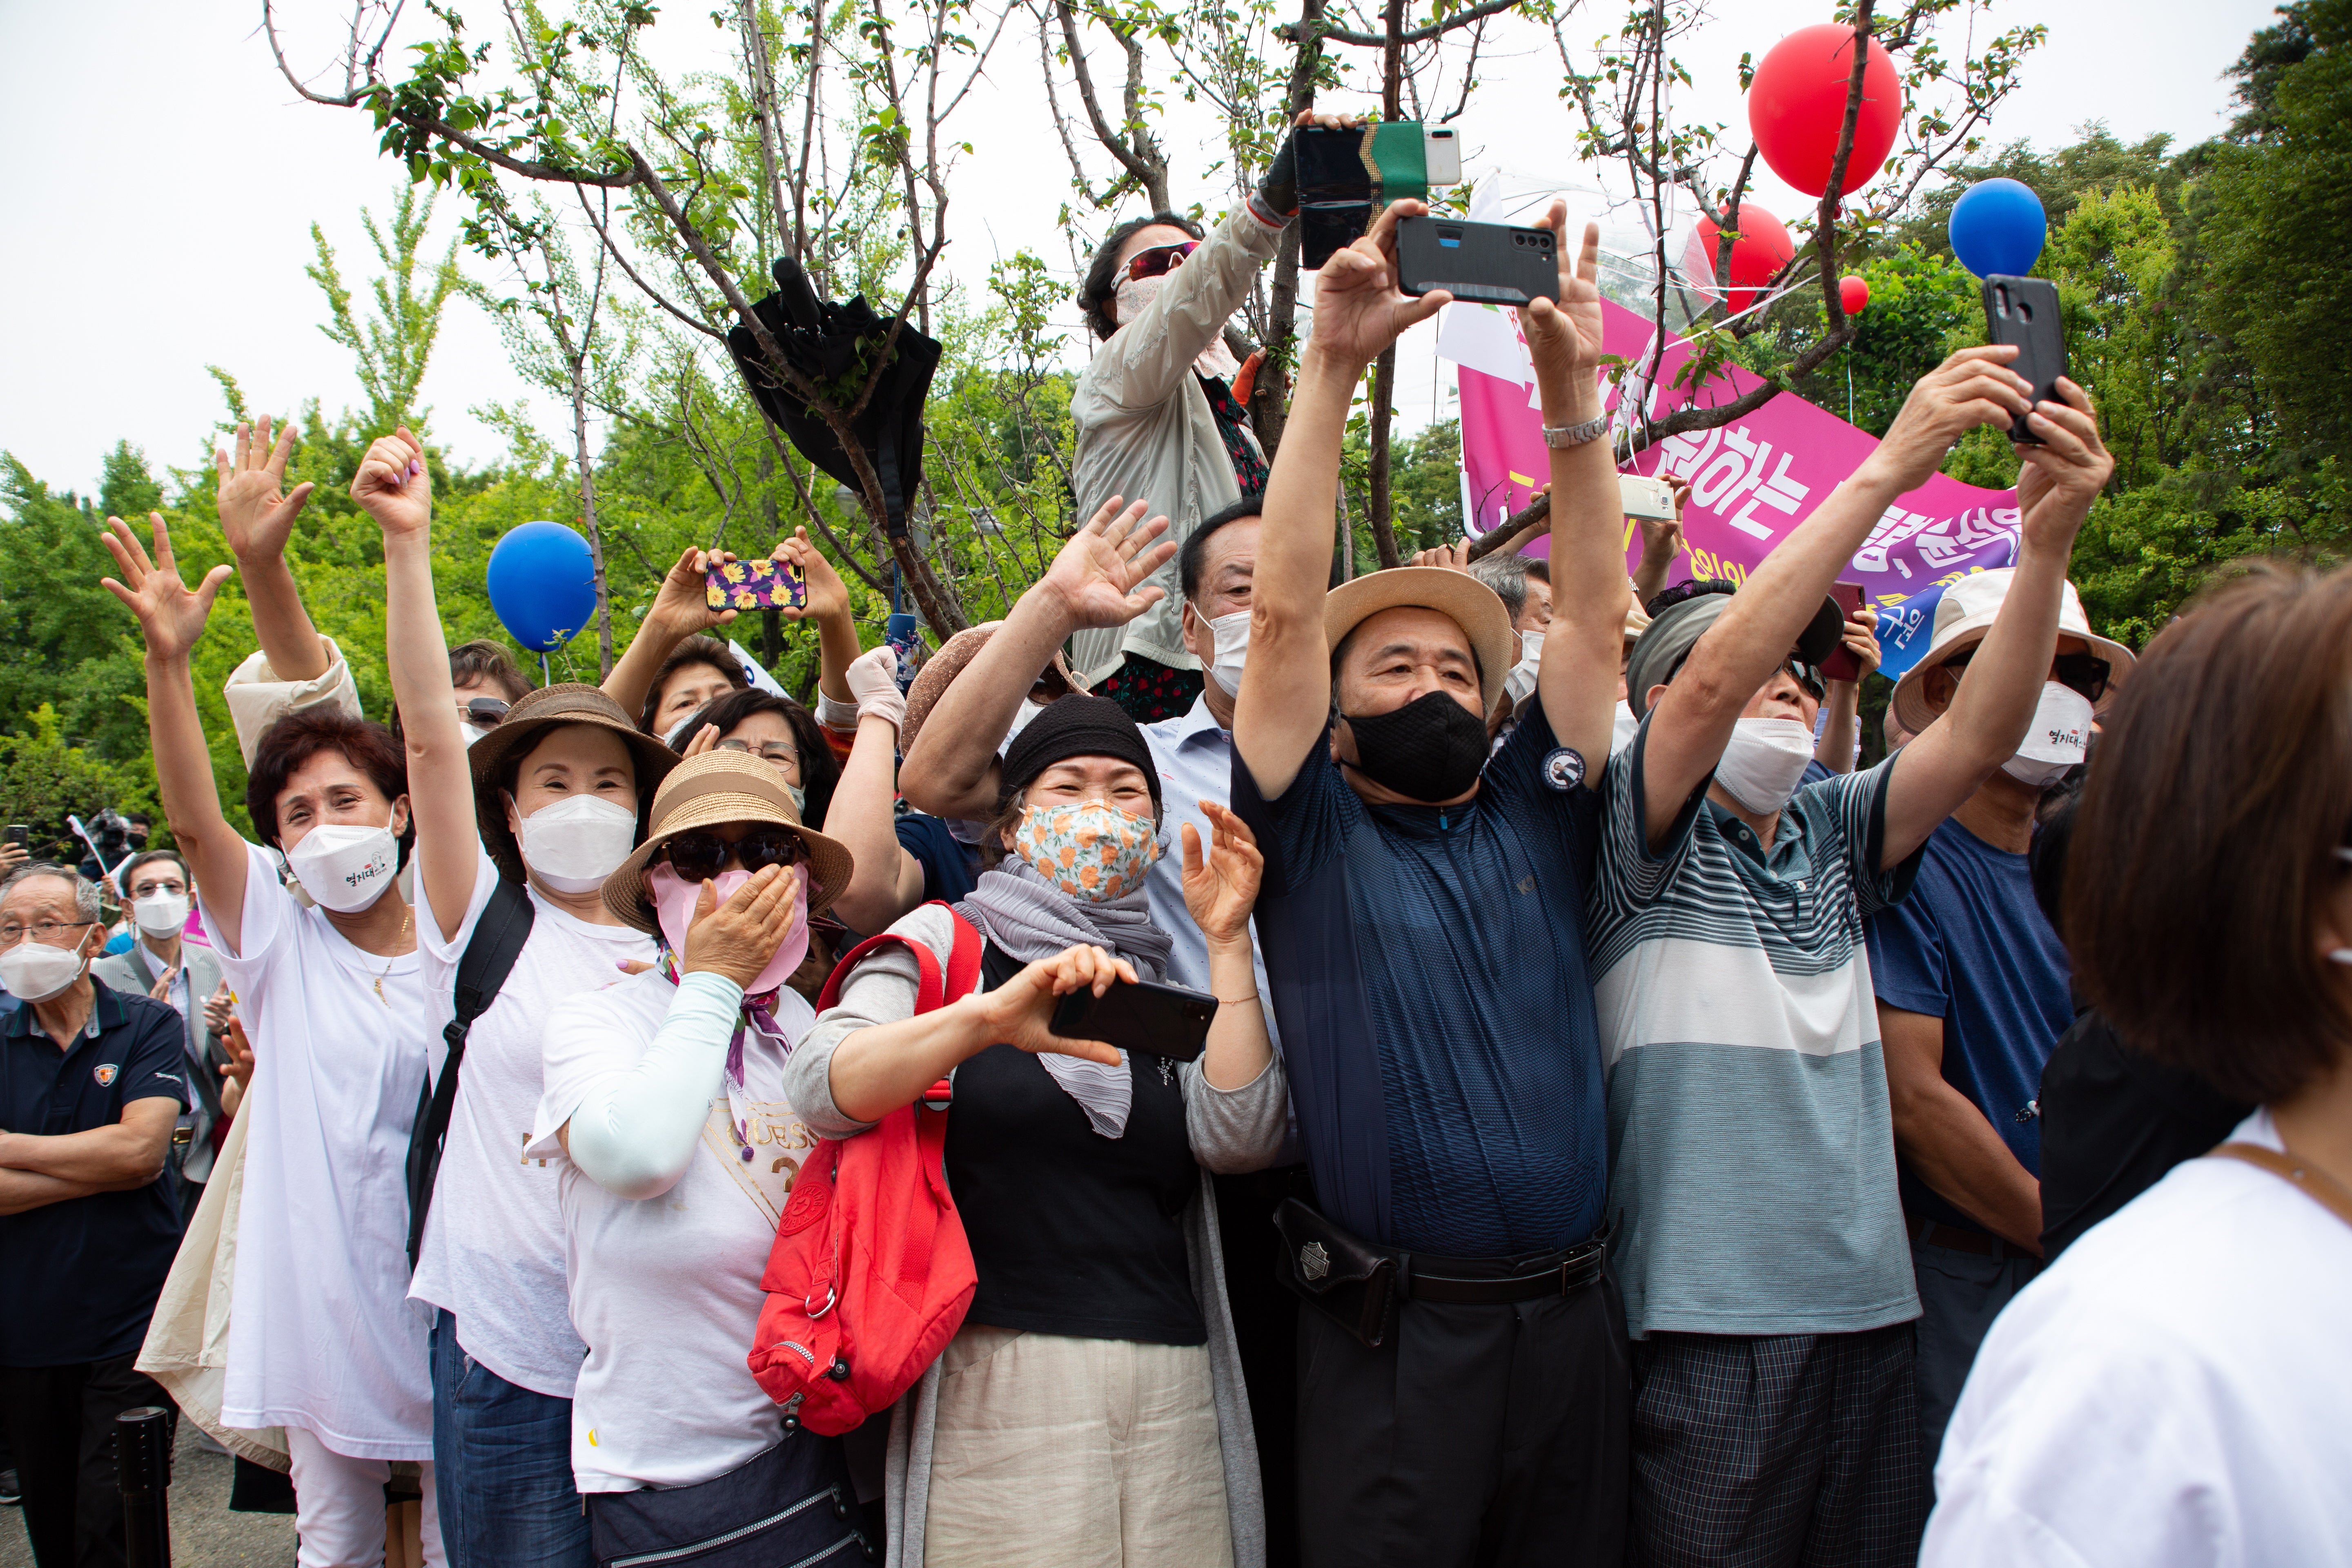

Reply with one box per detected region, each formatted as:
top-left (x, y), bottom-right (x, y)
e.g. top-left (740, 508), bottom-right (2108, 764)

top-left (748, 906), bottom-right (982, 1436)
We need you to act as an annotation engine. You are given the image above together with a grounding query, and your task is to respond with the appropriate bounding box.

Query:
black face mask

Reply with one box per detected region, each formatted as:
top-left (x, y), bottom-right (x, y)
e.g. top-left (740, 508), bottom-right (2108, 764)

top-left (1341, 688), bottom-right (1489, 802)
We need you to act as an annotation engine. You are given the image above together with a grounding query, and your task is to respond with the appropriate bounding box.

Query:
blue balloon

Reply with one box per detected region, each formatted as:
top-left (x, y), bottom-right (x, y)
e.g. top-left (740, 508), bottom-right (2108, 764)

top-left (1948, 178), bottom-right (2047, 279)
top-left (486, 521), bottom-right (598, 652)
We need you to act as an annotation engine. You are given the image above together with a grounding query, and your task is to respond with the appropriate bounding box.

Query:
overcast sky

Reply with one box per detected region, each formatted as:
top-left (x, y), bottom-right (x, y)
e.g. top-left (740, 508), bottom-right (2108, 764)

top-left (0, 0), bottom-right (2280, 499)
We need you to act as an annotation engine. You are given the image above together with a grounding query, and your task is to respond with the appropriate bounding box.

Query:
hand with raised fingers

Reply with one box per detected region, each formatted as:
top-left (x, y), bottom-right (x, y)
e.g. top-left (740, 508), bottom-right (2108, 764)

top-left (1637, 510), bottom-right (1684, 570)
top-left (350, 427), bottom-right (432, 541)
top-left (1308, 199), bottom-right (1451, 370)
top-left (100, 512), bottom-right (233, 665)
top-left (650, 545), bottom-right (740, 635)
top-left (1039, 496), bottom-right (1176, 631)
top-left (2013, 378), bottom-right (2114, 555)
top-left (1868, 346), bottom-right (2036, 493)
top-left (223, 1018), bottom-right (256, 1087)
top-left (1180, 802), bottom-right (1265, 950)
top-left (775, 528), bottom-right (850, 624)
top-left (968, 942), bottom-right (1130, 1066)
top-left (845, 644), bottom-right (906, 732)
top-left (202, 981), bottom-right (234, 1039)
top-left (679, 723), bottom-right (722, 759)
top-left (679, 864), bottom-right (803, 987)
top-left (1521, 204), bottom-right (1608, 384)
top-left (215, 414), bottom-right (315, 565)
top-left (1411, 542), bottom-right (1474, 572)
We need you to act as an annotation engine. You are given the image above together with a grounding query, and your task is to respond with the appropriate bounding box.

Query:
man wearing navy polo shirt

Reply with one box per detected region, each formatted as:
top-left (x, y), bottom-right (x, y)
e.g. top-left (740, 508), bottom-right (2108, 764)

top-left (0, 864), bottom-right (186, 1568)
top-left (1232, 199), bottom-right (1630, 1566)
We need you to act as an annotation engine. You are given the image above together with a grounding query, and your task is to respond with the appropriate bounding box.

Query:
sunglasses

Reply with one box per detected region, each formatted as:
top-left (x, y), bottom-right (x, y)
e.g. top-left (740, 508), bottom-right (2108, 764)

top-left (459, 697), bottom-right (511, 727)
top-left (1783, 658), bottom-right (1826, 702)
top-left (1125, 241), bottom-right (1198, 283)
top-left (659, 829), bottom-right (804, 884)
top-left (1942, 648), bottom-right (2110, 703)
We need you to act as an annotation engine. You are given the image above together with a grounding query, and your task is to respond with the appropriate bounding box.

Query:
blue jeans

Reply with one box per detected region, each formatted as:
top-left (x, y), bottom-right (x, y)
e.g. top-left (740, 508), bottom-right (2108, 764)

top-left (430, 1311), bottom-right (593, 1568)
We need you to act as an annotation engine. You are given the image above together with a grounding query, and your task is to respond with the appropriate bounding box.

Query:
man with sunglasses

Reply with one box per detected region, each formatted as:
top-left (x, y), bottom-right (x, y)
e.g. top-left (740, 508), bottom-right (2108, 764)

top-left (1867, 569), bottom-right (2134, 1476)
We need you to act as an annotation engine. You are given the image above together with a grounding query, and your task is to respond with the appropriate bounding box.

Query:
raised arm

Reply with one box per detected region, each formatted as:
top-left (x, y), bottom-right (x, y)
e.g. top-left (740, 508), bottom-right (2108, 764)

top-left (217, 416), bottom-right (327, 683)
top-left (352, 428), bottom-right (477, 942)
top-left (99, 513), bottom-right (252, 955)
top-left (824, 646), bottom-right (929, 933)
top-left (898, 496), bottom-right (1174, 821)
top-left (1630, 478), bottom-right (1688, 609)
top-left (1813, 610), bottom-right (1882, 775)
top-left (1526, 211), bottom-right (1632, 769)
top-left (1639, 347), bottom-right (2034, 845)
top-left (775, 528), bottom-right (862, 710)
top-left (1181, 802), bottom-right (1274, 1093)
top-left (1877, 380), bottom-right (2111, 863)
top-left (1234, 200), bottom-right (1448, 798)
top-left (602, 546), bottom-right (740, 722)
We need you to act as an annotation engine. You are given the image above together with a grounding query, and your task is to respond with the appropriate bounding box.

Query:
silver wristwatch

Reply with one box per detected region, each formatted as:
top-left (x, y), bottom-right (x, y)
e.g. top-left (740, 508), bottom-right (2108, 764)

top-left (1541, 412), bottom-right (1612, 449)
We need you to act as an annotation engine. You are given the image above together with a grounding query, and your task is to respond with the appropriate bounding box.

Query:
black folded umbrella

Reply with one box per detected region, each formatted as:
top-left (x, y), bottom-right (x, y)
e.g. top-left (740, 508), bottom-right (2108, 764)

top-left (727, 257), bottom-right (943, 540)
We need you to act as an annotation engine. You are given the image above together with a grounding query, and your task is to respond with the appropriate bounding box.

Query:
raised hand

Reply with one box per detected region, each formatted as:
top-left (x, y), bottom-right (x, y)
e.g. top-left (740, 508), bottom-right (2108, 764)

top-left (1868, 346), bottom-right (2036, 493)
top-left (967, 943), bottom-right (1129, 1066)
top-left (678, 864), bottom-right (802, 987)
top-left (1180, 802), bottom-right (1264, 950)
top-left (215, 415), bottom-right (315, 564)
top-left (1521, 205), bottom-right (1608, 381)
top-left (679, 723), bottom-right (722, 758)
top-left (99, 512), bottom-right (234, 664)
top-left (650, 544), bottom-right (740, 637)
top-left (2013, 378), bottom-right (2114, 555)
top-left (202, 980), bottom-right (235, 1039)
top-left (1411, 542), bottom-right (1474, 572)
top-left (844, 644), bottom-right (906, 731)
top-left (222, 1018), bottom-right (256, 1087)
top-left (147, 966), bottom-right (178, 1004)
top-left (350, 427), bottom-right (432, 540)
top-left (1040, 496), bottom-right (1176, 630)
top-left (1308, 199), bottom-right (1451, 369)
top-left (774, 528), bottom-right (849, 624)
top-left (1838, 608), bottom-right (1883, 681)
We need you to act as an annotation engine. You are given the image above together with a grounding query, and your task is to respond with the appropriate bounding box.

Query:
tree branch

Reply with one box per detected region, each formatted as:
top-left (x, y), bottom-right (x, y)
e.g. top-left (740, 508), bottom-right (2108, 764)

top-left (1279, 0), bottom-right (1520, 49)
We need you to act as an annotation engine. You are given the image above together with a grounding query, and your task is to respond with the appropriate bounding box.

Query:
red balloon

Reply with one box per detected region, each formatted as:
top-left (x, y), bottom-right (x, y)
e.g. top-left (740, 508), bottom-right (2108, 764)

top-left (1696, 209), bottom-right (1796, 314)
top-left (1839, 274), bottom-right (1871, 314)
top-left (1747, 24), bottom-right (1902, 199)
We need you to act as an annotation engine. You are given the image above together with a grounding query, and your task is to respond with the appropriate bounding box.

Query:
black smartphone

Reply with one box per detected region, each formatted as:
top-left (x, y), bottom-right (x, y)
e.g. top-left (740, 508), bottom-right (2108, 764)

top-left (1396, 216), bottom-right (1560, 307)
top-left (1980, 275), bottom-right (2065, 444)
top-left (4, 825), bottom-right (25, 849)
top-left (1296, 125), bottom-right (1375, 271)
top-left (1049, 978), bottom-right (1218, 1064)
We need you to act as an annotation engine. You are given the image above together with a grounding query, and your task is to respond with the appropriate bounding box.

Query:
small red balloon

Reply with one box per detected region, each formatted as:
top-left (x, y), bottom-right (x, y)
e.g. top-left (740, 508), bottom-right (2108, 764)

top-left (1748, 24), bottom-right (1902, 199)
top-left (1696, 209), bottom-right (1797, 314)
top-left (1839, 274), bottom-right (1870, 315)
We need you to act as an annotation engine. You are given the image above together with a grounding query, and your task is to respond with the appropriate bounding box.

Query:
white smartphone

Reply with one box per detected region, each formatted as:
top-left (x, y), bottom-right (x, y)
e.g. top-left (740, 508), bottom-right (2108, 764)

top-left (1619, 474), bottom-right (1677, 521)
top-left (1423, 125), bottom-right (1462, 187)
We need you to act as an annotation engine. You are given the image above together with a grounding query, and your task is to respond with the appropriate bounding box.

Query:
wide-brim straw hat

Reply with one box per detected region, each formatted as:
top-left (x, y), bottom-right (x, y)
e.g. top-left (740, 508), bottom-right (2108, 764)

top-left (902, 621), bottom-right (1085, 756)
top-left (1324, 567), bottom-right (1517, 716)
top-left (468, 684), bottom-right (682, 884)
top-left (1890, 568), bottom-right (2134, 735)
top-left (601, 749), bottom-right (855, 935)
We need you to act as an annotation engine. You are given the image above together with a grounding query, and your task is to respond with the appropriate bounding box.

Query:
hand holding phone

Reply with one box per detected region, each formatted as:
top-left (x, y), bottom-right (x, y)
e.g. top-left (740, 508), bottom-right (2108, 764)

top-left (706, 555), bottom-right (806, 612)
top-left (1980, 276), bottom-right (2066, 444)
top-left (1820, 582), bottom-right (1866, 683)
top-left (1395, 216), bottom-right (1559, 307)
top-left (1049, 976), bottom-right (1219, 1064)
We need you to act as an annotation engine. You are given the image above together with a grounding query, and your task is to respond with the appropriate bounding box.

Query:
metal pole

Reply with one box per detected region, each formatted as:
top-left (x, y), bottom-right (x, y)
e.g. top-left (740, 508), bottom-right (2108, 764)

top-left (116, 1405), bottom-right (172, 1568)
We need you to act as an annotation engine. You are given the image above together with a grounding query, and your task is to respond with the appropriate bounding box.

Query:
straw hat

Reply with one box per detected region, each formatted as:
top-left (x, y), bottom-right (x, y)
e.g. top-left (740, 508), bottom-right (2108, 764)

top-left (600, 749), bottom-right (855, 934)
top-left (1324, 566), bottom-right (1517, 716)
top-left (467, 684), bottom-right (682, 884)
top-left (901, 621), bottom-right (1085, 756)
top-left (1889, 569), bottom-right (2134, 734)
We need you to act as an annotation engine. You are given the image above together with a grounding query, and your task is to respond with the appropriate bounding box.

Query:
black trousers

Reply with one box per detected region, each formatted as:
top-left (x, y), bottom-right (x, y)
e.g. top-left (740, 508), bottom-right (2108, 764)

top-left (1214, 1169), bottom-right (1305, 1568)
top-left (0, 1352), bottom-right (174, 1568)
top-left (1296, 1265), bottom-right (1630, 1568)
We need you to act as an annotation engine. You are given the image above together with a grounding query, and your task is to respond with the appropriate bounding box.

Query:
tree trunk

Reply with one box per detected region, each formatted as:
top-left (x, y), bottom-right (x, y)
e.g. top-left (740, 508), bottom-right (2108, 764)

top-left (1363, 0), bottom-right (1408, 570)
top-left (567, 359), bottom-right (614, 678)
top-left (1254, 0), bottom-right (1329, 459)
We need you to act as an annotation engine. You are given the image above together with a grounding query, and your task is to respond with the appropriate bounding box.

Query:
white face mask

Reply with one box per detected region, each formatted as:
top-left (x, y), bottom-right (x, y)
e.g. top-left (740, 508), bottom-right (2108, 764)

top-left (2001, 681), bottom-right (2095, 788)
top-left (1203, 608), bottom-right (1252, 697)
top-left (1714, 717), bottom-right (1817, 815)
top-left (996, 699), bottom-right (1045, 757)
top-left (131, 891), bottom-right (190, 937)
top-left (1113, 274), bottom-right (1239, 379)
top-left (1503, 629), bottom-right (1544, 709)
top-left (284, 822), bottom-right (401, 913)
top-left (461, 722), bottom-right (497, 748)
top-left (1610, 699), bottom-right (1641, 757)
top-left (0, 934), bottom-right (89, 1003)
top-left (519, 795), bottom-right (640, 895)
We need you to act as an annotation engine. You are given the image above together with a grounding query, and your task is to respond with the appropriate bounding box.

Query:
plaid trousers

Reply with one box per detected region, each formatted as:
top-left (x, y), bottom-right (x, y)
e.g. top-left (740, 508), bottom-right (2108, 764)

top-left (1629, 1323), bottom-right (1927, 1568)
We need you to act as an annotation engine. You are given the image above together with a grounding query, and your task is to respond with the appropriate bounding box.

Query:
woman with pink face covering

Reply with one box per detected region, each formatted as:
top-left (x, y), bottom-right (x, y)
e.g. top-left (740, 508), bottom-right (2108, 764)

top-left (525, 749), bottom-right (866, 1567)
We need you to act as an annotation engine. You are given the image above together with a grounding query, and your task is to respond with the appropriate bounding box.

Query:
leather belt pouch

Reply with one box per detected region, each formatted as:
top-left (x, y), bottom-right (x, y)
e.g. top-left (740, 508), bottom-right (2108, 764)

top-left (1273, 1196), bottom-right (1397, 1350)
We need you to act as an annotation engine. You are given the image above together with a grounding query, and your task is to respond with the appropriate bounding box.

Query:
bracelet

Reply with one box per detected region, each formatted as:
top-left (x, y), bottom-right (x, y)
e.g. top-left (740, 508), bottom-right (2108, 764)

top-left (1215, 991), bottom-right (1259, 1007)
top-left (1542, 412), bottom-right (1611, 449)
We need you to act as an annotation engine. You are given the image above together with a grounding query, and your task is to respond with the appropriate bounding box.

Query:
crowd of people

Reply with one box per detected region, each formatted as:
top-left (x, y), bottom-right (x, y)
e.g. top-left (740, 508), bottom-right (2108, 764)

top-left (2, 149), bottom-right (2348, 1568)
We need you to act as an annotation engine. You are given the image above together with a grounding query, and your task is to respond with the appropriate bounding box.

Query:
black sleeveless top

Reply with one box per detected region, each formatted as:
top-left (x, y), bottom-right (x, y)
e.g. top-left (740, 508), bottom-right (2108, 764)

top-left (942, 944), bottom-right (1206, 1345)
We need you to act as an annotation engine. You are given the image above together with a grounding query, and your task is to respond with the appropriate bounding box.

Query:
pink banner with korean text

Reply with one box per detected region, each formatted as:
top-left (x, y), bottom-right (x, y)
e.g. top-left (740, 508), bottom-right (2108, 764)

top-left (1442, 296), bottom-right (2020, 681)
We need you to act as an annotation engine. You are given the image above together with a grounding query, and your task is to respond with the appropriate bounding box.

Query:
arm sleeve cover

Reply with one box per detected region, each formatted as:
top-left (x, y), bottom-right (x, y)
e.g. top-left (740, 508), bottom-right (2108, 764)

top-left (563, 971), bottom-right (745, 1200)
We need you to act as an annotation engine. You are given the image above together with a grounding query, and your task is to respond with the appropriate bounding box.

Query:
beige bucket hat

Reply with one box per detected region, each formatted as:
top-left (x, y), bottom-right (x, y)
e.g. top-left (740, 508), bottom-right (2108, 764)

top-left (601, 750), bottom-right (855, 934)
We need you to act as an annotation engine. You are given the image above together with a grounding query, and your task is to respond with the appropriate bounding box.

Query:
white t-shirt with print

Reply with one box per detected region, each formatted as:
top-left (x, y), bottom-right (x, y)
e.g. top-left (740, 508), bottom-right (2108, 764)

top-left (527, 968), bottom-right (819, 1492)
top-left (408, 848), bottom-right (657, 1397)
top-left (200, 841), bottom-right (434, 1461)
top-left (1924, 1107), bottom-right (2352, 1568)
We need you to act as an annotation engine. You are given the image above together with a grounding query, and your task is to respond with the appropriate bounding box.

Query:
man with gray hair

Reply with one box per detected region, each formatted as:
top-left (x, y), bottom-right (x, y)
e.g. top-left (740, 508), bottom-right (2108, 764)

top-left (0, 861), bottom-right (188, 1567)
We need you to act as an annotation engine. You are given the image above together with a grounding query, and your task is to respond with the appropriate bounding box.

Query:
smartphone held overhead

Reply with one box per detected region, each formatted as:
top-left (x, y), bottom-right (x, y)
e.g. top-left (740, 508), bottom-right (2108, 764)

top-left (1820, 581), bottom-right (1866, 683)
top-left (1618, 476), bottom-right (1677, 522)
top-left (706, 556), bottom-right (807, 612)
top-left (1394, 216), bottom-right (1559, 307)
top-left (1980, 275), bottom-right (2066, 445)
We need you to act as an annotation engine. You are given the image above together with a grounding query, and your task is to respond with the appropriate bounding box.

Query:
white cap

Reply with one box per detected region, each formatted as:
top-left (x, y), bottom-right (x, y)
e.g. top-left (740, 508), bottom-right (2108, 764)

top-left (1890, 568), bottom-right (2134, 733)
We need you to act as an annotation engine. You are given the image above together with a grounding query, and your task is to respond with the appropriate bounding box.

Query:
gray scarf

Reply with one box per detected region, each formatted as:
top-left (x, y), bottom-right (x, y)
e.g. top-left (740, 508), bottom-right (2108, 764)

top-left (955, 855), bottom-right (1175, 1137)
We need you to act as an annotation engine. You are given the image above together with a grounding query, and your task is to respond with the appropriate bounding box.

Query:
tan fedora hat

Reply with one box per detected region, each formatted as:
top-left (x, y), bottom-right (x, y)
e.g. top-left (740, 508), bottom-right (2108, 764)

top-left (1324, 566), bottom-right (1518, 716)
top-left (468, 684), bottom-right (682, 885)
top-left (1890, 568), bottom-right (2134, 735)
top-left (901, 621), bottom-right (1085, 756)
top-left (601, 750), bottom-right (855, 935)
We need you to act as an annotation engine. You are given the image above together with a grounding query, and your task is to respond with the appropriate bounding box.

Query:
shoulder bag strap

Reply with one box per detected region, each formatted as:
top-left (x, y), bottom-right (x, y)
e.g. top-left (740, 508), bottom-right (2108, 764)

top-left (2209, 1141), bottom-right (2352, 1232)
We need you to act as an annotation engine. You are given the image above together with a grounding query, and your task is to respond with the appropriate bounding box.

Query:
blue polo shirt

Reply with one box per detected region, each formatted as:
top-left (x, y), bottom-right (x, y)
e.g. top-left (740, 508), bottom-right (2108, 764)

top-left (0, 977), bottom-right (189, 1366)
top-left (1232, 702), bottom-right (1607, 1258)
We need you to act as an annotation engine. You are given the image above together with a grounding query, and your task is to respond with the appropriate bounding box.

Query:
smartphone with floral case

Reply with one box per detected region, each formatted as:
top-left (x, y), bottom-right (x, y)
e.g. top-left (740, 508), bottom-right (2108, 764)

top-left (705, 556), bottom-right (806, 612)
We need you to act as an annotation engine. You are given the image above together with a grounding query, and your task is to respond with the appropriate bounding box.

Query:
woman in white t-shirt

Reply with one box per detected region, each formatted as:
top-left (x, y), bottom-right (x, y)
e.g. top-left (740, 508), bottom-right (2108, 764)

top-left (526, 748), bottom-right (866, 1567)
top-left (356, 426), bottom-right (688, 1568)
top-left (1923, 561), bottom-right (2352, 1568)
top-left (105, 484), bottom-right (446, 1565)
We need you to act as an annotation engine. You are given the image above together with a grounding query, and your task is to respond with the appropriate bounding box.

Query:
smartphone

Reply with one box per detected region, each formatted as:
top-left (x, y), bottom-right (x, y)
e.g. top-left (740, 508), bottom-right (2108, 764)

top-left (1049, 978), bottom-right (1219, 1064)
top-left (1980, 275), bottom-right (2065, 444)
top-left (706, 556), bottom-right (807, 612)
top-left (1296, 125), bottom-right (1375, 270)
top-left (1395, 216), bottom-right (1559, 307)
top-left (1820, 581), bottom-right (1865, 683)
top-left (4, 825), bottom-right (26, 849)
top-left (1619, 475), bottom-right (1677, 521)
top-left (1423, 125), bottom-right (1461, 187)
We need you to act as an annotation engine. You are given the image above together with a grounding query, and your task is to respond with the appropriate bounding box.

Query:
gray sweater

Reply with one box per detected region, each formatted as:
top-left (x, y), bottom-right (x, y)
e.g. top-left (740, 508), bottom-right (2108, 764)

top-left (782, 901), bottom-right (1289, 1568)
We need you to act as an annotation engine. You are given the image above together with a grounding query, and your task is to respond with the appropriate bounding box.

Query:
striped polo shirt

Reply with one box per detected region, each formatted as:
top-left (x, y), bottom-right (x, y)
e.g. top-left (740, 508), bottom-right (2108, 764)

top-left (1588, 721), bottom-right (1924, 1340)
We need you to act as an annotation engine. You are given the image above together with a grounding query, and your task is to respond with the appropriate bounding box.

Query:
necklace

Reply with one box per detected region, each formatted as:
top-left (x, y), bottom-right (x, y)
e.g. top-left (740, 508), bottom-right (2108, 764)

top-left (371, 908), bottom-right (414, 1004)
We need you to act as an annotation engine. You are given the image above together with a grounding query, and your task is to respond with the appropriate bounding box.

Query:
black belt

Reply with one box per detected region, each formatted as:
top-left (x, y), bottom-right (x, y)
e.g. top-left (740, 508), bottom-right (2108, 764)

top-left (1405, 1240), bottom-right (1608, 1305)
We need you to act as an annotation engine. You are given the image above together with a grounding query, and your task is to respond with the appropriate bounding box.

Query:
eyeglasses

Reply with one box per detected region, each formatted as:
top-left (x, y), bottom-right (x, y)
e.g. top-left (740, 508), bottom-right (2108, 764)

top-left (0, 920), bottom-right (95, 945)
top-left (459, 697), bottom-right (511, 727)
top-left (1125, 241), bottom-right (1198, 283)
top-left (129, 880), bottom-right (187, 898)
top-left (659, 830), bottom-right (804, 884)
top-left (715, 738), bottom-right (801, 774)
top-left (1942, 648), bottom-right (2111, 704)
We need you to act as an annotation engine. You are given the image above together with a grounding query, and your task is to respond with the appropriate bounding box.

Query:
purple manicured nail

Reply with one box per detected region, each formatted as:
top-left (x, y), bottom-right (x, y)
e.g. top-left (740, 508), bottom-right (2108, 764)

top-left (406, 457), bottom-right (423, 479)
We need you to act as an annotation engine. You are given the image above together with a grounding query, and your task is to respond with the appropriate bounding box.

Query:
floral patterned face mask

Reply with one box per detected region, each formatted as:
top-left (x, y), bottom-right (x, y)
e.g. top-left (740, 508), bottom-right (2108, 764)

top-left (1015, 801), bottom-right (1160, 902)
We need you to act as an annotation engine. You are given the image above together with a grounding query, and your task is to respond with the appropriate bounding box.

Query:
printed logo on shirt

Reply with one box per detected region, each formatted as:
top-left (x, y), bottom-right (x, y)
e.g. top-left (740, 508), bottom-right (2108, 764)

top-left (94, 1063), bottom-right (118, 1086)
top-left (702, 1100), bottom-right (816, 1226)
